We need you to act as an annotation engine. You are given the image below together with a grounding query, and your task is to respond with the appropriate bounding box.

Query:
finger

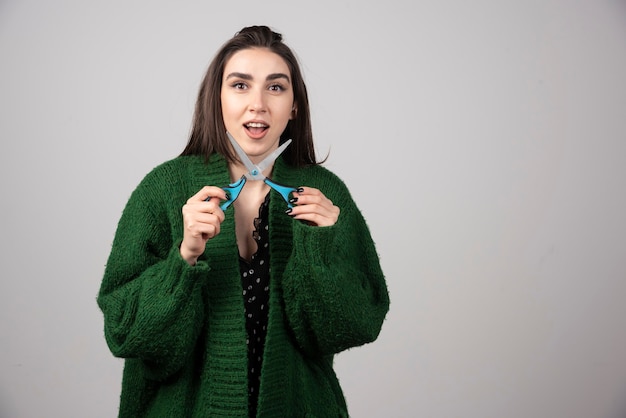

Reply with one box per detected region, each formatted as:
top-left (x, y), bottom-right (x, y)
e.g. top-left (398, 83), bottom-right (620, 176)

top-left (185, 212), bottom-right (223, 227)
top-left (290, 187), bottom-right (337, 211)
top-left (291, 187), bottom-right (329, 205)
top-left (290, 211), bottom-right (336, 227)
top-left (292, 204), bottom-right (339, 219)
top-left (291, 194), bottom-right (337, 217)
top-left (196, 203), bottom-right (226, 223)
top-left (189, 186), bottom-right (229, 203)
top-left (291, 194), bottom-right (331, 208)
top-left (182, 203), bottom-right (224, 235)
top-left (289, 203), bottom-right (340, 227)
top-left (184, 200), bottom-right (226, 222)
top-left (180, 220), bottom-right (218, 255)
top-left (292, 186), bottom-right (322, 198)
top-left (184, 217), bottom-right (221, 239)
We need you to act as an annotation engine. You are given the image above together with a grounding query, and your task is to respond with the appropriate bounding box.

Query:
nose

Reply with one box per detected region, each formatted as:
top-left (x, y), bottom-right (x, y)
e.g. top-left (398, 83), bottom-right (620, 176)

top-left (249, 89), bottom-right (266, 113)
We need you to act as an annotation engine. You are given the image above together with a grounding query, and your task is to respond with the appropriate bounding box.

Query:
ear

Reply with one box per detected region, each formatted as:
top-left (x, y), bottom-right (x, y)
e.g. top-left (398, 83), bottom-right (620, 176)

top-left (291, 104), bottom-right (297, 119)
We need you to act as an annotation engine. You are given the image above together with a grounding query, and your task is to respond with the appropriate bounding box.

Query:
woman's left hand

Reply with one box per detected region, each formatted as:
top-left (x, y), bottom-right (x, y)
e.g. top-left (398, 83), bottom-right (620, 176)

top-left (287, 187), bottom-right (340, 227)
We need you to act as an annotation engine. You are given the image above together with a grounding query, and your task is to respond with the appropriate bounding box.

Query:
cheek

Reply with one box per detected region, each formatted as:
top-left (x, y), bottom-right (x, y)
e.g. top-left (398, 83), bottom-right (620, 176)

top-left (277, 100), bottom-right (295, 120)
top-left (220, 95), bottom-right (238, 123)
top-left (220, 92), bottom-right (230, 113)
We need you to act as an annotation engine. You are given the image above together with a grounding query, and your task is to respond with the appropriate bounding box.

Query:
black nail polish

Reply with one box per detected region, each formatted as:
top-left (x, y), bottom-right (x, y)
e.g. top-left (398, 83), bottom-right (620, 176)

top-left (289, 197), bottom-right (298, 204)
top-left (285, 208), bottom-right (293, 215)
top-left (296, 187), bottom-right (304, 193)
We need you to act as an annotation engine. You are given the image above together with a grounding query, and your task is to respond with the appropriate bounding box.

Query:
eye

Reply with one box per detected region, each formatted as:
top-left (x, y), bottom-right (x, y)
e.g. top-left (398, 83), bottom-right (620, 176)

top-left (268, 84), bottom-right (286, 92)
top-left (231, 82), bottom-right (248, 90)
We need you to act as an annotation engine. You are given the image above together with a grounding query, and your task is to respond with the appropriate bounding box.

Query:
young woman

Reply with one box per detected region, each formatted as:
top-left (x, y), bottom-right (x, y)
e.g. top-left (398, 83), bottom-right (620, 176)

top-left (98, 25), bottom-right (389, 417)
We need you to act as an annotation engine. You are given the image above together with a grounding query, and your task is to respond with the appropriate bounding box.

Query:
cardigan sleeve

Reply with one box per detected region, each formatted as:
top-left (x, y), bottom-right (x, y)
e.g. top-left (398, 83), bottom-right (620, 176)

top-left (97, 175), bottom-right (207, 381)
top-left (281, 187), bottom-right (389, 357)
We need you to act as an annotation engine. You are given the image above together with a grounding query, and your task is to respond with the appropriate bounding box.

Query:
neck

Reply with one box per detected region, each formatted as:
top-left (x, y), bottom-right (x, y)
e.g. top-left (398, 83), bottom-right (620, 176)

top-left (228, 161), bottom-right (274, 183)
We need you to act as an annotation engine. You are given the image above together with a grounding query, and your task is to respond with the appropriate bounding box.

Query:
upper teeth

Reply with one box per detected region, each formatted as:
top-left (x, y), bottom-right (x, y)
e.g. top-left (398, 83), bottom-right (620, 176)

top-left (247, 122), bottom-right (267, 128)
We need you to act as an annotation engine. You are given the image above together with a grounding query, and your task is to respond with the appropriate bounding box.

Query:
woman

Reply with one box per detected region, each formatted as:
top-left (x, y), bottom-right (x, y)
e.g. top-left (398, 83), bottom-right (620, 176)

top-left (98, 25), bottom-right (389, 417)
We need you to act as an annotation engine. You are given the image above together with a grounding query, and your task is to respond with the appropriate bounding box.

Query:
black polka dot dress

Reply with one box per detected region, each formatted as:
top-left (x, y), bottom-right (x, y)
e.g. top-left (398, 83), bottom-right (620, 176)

top-left (239, 193), bottom-right (271, 417)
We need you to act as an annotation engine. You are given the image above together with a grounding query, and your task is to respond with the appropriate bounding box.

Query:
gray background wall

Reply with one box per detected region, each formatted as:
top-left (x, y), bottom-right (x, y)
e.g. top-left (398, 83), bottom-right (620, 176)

top-left (1, 1), bottom-right (626, 417)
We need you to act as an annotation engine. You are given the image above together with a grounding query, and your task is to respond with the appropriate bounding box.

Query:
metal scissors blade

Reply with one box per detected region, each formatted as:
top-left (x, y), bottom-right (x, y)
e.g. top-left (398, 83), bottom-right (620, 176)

top-left (227, 132), bottom-right (291, 180)
top-left (226, 132), bottom-right (298, 208)
top-left (256, 138), bottom-right (292, 173)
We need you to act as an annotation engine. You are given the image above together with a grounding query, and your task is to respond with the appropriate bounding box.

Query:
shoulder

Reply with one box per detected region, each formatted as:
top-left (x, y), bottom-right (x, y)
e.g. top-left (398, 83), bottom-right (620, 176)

top-left (142, 155), bottom-right (201, 181)
top-left (127, 154), bottom-right (224, 205)
top-left (122, 157), bottom-right (188, 208)
top-left (277, 159), bottom-right (344, 185)
top-left (138, 154), bottom-right (226, 188)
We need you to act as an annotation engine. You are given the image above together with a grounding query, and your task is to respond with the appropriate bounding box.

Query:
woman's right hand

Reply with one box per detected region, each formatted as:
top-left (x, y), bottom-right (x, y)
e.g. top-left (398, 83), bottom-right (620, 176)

top-left (180, 186), bottom-right (227, 265)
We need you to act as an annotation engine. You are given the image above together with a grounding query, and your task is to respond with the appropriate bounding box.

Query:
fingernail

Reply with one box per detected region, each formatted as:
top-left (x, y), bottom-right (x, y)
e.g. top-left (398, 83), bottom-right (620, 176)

top-left (296, 187), bottom-right (304, 193)
top-left (289, 197), bottom-right (298, 204)
top-left (285, 208), bottom-right (293, 215)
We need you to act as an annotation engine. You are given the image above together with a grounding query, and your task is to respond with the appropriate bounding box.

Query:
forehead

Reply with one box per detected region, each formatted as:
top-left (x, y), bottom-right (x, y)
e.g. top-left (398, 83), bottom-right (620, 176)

top-left (223, 48), bottom-right (291, 78)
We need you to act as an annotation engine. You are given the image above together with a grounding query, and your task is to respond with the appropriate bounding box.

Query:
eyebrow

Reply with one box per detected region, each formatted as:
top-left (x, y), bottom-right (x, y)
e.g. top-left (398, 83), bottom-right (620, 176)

top-left (225, 72), bottom-right (291, 83)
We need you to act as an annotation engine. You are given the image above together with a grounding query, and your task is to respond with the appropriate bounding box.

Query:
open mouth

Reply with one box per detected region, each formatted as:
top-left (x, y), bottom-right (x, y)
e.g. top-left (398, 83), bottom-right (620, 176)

top-left (245, 122), bottom-right (269, 136)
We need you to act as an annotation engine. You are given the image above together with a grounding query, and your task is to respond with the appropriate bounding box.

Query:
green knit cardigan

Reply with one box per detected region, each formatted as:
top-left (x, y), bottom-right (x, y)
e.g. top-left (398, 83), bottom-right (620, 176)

top-left (98, 154), bottom-right (389, 417)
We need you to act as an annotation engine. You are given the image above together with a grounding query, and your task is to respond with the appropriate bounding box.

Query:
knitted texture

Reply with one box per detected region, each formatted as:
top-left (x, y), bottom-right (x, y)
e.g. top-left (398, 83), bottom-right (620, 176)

top-left (98, 154), bottom-right (389, 417)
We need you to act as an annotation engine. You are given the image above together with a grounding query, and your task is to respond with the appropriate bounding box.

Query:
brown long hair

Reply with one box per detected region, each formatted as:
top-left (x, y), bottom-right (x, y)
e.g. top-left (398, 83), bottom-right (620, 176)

top-left (181, 26), bottom-right (319, 167)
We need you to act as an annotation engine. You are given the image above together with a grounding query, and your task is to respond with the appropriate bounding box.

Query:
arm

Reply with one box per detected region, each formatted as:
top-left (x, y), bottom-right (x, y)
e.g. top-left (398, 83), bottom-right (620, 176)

top-left (97, 179), bottom-right (209, 381)
top-left (282, 192), bottom-right (389, 357)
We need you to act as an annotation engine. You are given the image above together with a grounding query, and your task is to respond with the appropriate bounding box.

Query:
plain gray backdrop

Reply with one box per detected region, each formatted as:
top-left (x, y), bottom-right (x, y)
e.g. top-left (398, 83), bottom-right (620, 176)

top-left (1, 0), bottom-right (626, 417)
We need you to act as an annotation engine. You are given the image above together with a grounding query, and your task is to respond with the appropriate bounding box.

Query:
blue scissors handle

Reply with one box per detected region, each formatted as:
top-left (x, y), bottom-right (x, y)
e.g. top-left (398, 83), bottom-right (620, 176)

top-left (264, 178), bottom-right (298, 208)
top-left (205, 176), bottom-right (246, 210)
top-left (204, 176), bottom-right (296, 210)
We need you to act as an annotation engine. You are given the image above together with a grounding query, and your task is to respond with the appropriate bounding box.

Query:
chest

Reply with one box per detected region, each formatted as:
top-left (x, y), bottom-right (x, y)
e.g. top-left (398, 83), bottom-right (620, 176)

top-left (233, 186), bottom-right (271, 261)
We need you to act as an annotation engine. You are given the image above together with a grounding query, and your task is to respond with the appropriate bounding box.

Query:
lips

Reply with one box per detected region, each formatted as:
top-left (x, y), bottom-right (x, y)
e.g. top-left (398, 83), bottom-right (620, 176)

top-left (244, 121), bottom-right (269, 139)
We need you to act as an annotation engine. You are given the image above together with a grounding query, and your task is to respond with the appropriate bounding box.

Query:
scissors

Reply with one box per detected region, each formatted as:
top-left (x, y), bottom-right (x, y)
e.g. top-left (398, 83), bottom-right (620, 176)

top-left (208, 132), bottom-right (298, 211)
